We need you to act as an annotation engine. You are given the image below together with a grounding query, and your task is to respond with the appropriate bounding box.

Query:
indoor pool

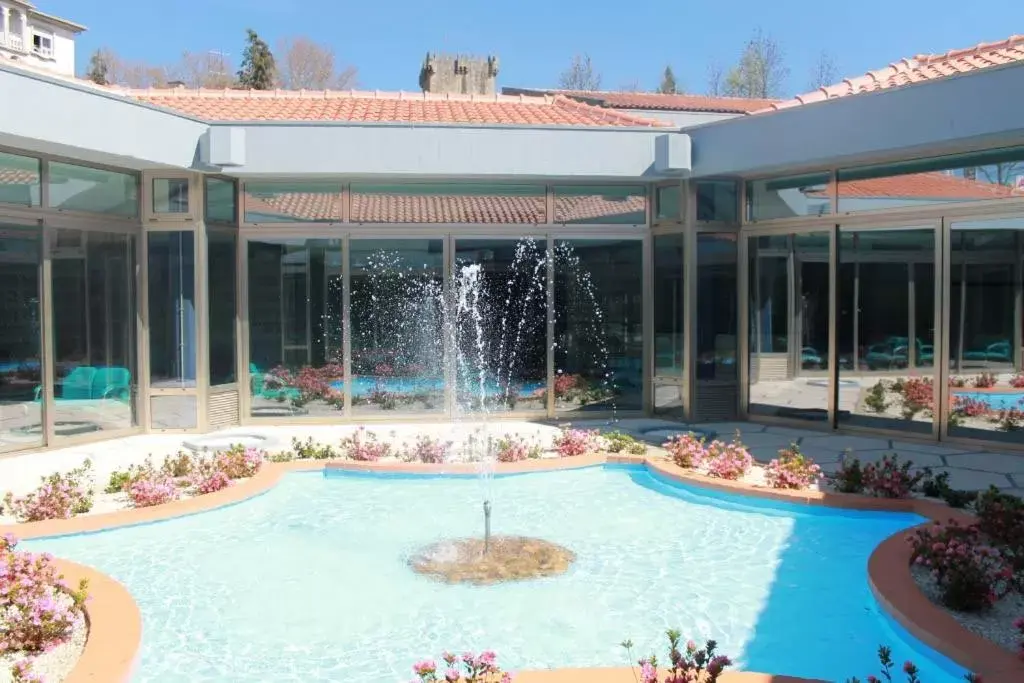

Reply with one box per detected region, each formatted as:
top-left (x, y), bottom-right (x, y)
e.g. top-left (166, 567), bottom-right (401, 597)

top-left (955, 390), bottom-right (1024, 411)
top-left (23, 466), bottom-right (966, 683)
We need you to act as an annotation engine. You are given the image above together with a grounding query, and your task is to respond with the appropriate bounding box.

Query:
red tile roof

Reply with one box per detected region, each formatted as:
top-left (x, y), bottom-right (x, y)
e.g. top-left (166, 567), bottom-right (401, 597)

top-left (503, 88), bottom-right (775, 114)
top-left (762, 34), bottom-right (1024, 112)
top-left (121, 89), bottom-right (669, 127)
top-left (805, 171), bottom-right (1020, 200)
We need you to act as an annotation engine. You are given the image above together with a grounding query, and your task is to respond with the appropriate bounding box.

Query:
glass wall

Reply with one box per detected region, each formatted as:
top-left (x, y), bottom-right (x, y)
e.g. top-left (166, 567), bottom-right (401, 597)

top-left (208, 231), bottom-right (237, 386)
top-left (0, 225), bottom-right (42, 451)
top-left (350, 239), bottom-right (444, 414)
top-left (746, 173), bottom-right (832, 221)
top-left (747, 232), bottom-right (831, 421)
top-left (248, 238), bottom-right (343, 417)
top-left (351, 184), bottom-right (546, 224)
top-left (655, 185), bottom-right (682, 222)
top-left (947, 218), bottom-right (1023, 443)
top-left (696, 180), bottom-right (738, 223)
top-left (837, 228), bottom-right (935, 433)
top-left (243, 182), bottom-right (343, 223)
top-left (0, 151), bottom-right (41, 206)
top-left (48, 162), bottom-right (138, 217)
top-left (148, 231), bottom-right (197, 388)
top-left (653, 233), bottom-right (684, 414)
top-left (453, 239), bottom-right (547, 413)
top-left (694, 234), bottom-right (738, 418)
top-left (553, 186), bottom-right (646, 225)
top-left (205, 178), bottom-right (237, 225)
top-left (152, 178), bottom-right (189, 215)
top-left (51, 230), bottom-right (136, 438)
top-left (554, 239), bottom-right (643, 411)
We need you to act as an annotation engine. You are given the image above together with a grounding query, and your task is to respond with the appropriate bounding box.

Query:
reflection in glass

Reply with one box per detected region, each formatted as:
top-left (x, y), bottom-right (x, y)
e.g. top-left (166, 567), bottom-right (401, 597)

top-left (148, 232), bottom-right (196, 388)
top-left (553, 186), bottom-right (646, 225)
top-left (746, 172), bottom-right (831, 221)
top-left (655, 185), bottom-right (682, 222)
top-left (248, 239), bottom-right (343, 418)
top-left (52, 230), bottom-right (136, 438)
top-left (0, 151), bottom-right (41, 206)
top-left (0, 226), bottom-right (42, 450)
top-left (554, 239), bottom-right (643, 411)
top-left (947, 220), bottom-right (1023, 443)
top-left (653, 233), bottom-right (684, 376)
top-left (696, 234), bottom-right (737, 380)
top-left (152, 178), bottom-right (189, 214)
top-left (205, 178), bottom-right (237, 224)
top-left (838, 228), bottom-right (934, 433)
top-left (453, 239), bottom-right (547, 413)
top-left (696, 180), bottom-right (737, 223)
top-left (48, 162), bottom-right (138, 216)
top-left (350, 239), bottom-right (444, 414)
top-left (244, 182), bottom-right (342, 223)
top-left (747, 232), bottom-right (830, 421)
top-left (653, 382), bottom-right (684, 416)
top-left (351, 184), bottom-right (545, 224)
top-left (208, 232), bottom-right (237, 386)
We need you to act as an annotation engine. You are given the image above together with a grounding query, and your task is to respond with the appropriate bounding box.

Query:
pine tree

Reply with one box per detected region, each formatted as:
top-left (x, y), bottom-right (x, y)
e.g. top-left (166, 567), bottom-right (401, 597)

top-left (237, 29), bottom-right (276, 90)
top-left (658, 66), bottom-right (678, 94)
top-left (85, 49), bottom-right (111, 85)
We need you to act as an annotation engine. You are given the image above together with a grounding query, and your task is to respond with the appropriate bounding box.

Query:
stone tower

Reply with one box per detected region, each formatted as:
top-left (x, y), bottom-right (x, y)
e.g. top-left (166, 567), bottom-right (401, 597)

top-left (419, 53), bottom-right (500, 95)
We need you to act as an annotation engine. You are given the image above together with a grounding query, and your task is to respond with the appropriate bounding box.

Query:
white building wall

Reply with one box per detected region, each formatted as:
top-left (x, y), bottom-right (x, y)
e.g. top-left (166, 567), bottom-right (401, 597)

top-left (0, 3), bottom-right (79, 76)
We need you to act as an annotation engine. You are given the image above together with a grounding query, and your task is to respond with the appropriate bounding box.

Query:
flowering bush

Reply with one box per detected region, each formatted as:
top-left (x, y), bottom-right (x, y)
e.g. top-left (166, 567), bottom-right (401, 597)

top-left (845, 645), bottom-right (982, 683)
top-left (898, 378), bottom-right (934, 419)
top-left (948, 376), bottom-right (968, 388)
top-left (765, 444), bottom-right (822, 490)
top-left (495, 435), bottom-right (541, 463)
top-left (951, 396), bottom-right (989, 419)
top-left (10, 660), bottom-right (44, 683)
top-left (863, 454), bottom-right (923, 499)
top-left (412, 650), bottom-right (511, 683)
top-left (402, 435), bottom-right (453, 464)
top-left (278, 436), bottom-right (339, 461)
top-left (974, 487), bottom-right (1024, 589)
top-left (832, 452), bottom-right (865, 493)
top-left (662, 433), bottom-right (707, 469)
top-left (623, 630), bottom-right (731, 683)
top-left (552, 428), bottom-right (598, 458)
top-left (126, 469), bottom-right (180, 508)
top-left (909, 520), bottom-right (1011, 612)
top-left (553, 373), bottom-right (580, 398)
top-left (703, 435), bottom-right (753, 481)
top-left (340, 427), bottom-right (392, 462)
top-left (160, 451), bottom-right (195, 478)
top-left (1011, 373), bottom-right (1024, 389)
top-left (187, 457), bottom-right (232, 495)
top-left (998, 408), bottom-right (1024, 432)
top-left (602, 430), bottom-right (647, 455)
top-left (215, 445), bottom-right (264, 479)
top-left (1, 534), bottom-right (88, 656)
top-left (3, 460), bottom-right (94, 522)
top-left (972, 372), bottom-right (998, 389)
top-left (266, 363), bottom-right (345, 408)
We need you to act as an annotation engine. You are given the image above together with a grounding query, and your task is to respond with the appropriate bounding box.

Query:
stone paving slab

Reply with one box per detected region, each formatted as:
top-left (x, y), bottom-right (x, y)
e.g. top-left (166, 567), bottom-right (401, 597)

top-left (917, 467), bottom-right (1014, 492)
top-left (943, 451), bottom-right (1024, 475)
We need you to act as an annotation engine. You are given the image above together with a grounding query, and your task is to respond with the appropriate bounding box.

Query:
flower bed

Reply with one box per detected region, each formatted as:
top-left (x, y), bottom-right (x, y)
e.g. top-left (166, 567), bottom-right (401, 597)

top-left (661, 433), bottom-right (818, 491)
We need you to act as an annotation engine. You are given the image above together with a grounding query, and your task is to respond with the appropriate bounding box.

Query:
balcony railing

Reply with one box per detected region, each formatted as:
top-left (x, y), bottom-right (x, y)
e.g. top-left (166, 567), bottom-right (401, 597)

top-left (0, 33), bottom-right (27, 53)
top-left (33, 44), bottom-right (52, 59)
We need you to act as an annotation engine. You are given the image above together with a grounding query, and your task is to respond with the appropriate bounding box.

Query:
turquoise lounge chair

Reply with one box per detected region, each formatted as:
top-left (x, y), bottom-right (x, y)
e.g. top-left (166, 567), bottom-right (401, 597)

top-left (91, 367), bottom-right (131, 401)
top-left (35, 366), bottom-right (96, 401)
top-left (250, 363), bottom-right (301, 401)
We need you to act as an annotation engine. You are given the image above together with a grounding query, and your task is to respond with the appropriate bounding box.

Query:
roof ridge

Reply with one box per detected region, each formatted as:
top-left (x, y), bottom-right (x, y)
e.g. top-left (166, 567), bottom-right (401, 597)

top-left (549, 95), bottom-right (668, 127)
top-left (116, 87), bottom-right (565, 105)
top-left (914, 34), bottom-right (1024, 64)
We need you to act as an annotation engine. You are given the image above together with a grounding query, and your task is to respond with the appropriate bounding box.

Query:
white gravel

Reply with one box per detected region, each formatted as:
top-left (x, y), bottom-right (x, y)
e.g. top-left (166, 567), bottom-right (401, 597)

top-left (0, 595), bottom-right (87, 683)
top-left (910, 565), bottom-right (1024, 653)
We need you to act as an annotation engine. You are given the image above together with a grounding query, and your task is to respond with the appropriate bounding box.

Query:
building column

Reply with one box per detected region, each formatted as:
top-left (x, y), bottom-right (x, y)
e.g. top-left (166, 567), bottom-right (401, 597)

top-left (1, 7), bottom-right (9, 39)
top-left (20, 9), bottom-right (28, 49)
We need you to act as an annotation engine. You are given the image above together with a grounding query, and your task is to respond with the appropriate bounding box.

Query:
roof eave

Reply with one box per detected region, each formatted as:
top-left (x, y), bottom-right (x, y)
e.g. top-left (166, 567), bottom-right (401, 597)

top-left (29, 9), bottom-right (87, 33)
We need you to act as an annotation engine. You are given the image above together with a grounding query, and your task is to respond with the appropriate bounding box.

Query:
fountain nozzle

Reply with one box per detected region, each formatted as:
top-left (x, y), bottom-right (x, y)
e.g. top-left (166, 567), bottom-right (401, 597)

top-left (483, 499), bottom-right (492, 555)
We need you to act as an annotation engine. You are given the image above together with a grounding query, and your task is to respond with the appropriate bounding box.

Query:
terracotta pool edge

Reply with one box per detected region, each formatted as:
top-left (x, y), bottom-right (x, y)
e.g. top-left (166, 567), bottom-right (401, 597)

top-left (5, 454), bottom-right (1015, 682)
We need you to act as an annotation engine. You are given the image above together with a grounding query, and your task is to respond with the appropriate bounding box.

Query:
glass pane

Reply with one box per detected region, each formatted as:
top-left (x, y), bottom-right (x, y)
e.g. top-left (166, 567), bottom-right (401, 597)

top-left (350, 239), bottom-right (444, 415)
top-left (838, 228), bottom-right (934, 433)
top-left (52, 230), bottom-right (137, 438)
top-left (947, 218), bottom-right (1023, 443)
top-left (151, 394), bottom-right (197, 429)
top-left (747, 232), bottom-right (830, 421)
top-left (208, 232), bottom-right (237, 386)
top-left (205, 178), bottom-right (237, 224)
top-left (696, 180), bottom-right (738, 223)
top-left (746, 172), bottom-right (831, 221)
top-left (695, 235), bottom-right (737, 374)
top-left (351, 183), bottom-right (546, 224)
top-left (152, 178), bottom-right (190, 214)
top-left (0, 151), bottom-right (41, 207)
top-left (0, 225), bottom-right (42, 451)
top-left (653, 382), bottom-right (684, 416)
top-left (655, 185), bottom-right (682, 222)
top-left (148, 231), bottom-right (197, 388)
top-left (453, 239), bottom-right (547, 413)
top-left (553, 186), bottom-right (646, 225)
top-left (839, 147), bottom-right (1024, 213)
top-left (243, 181), bottom-right (342, 223)
top-left (248, 239), bottom-right (343, 418)
top-left (554, 239), bottom-right (643, 411)
top-left (653, 233), bottom-right (684, 376)
top-left (48, 162), bottom-right (138, 217)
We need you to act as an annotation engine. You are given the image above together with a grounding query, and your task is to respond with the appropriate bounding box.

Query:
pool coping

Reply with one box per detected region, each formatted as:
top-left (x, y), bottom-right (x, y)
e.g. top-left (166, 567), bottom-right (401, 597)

top-left (4, 453), bottom-right (1022, 683)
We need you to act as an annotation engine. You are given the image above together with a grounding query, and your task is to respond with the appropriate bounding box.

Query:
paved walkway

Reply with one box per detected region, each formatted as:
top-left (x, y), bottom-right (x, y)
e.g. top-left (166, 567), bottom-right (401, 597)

top-left (572, 418), bottom-right (1024, 496)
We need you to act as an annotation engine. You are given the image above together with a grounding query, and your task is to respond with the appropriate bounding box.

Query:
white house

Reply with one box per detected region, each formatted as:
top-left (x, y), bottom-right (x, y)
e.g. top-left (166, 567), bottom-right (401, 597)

top-left (0, 0), bottom-right (84, 76)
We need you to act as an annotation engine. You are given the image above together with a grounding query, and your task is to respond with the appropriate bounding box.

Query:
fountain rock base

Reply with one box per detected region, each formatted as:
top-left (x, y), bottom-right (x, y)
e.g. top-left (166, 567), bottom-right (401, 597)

top-left (409, 536), bottom-right (575, 585)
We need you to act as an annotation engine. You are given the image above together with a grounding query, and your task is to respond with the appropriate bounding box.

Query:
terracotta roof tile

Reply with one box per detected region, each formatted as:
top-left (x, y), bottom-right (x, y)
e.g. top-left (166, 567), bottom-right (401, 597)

top-left (122, 89), bottom-right (669, 127)
top-left (503, 88), bottom-right (775, 113)
top-left (836, 172), bottom-right (1019, 200)
top-left (761, 34), bottom-right (1024, 112)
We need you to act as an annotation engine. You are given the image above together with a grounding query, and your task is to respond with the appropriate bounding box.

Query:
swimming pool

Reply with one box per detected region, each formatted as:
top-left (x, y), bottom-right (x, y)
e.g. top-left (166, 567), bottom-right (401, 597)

top-left (954, 390), bottom-right (1024, 411)
top-left (23, 466), bottom-right (966, 683)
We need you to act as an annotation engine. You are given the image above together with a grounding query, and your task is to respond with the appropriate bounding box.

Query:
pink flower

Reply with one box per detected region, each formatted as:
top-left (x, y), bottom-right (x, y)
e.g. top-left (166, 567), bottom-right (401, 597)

top-left (640, 661), bottom-right (657, 683)
top-left (413, 659), bottom-right (437, 676)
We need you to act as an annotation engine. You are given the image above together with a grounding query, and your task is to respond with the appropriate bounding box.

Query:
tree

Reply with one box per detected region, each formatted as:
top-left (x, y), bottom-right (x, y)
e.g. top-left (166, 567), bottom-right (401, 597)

top-left (706, 62), bottom-right (725, 96)
top-left (84, 49), bottom-right (111, 85)
top-left (278, 37), bottom-right (358, 90)
top-left (723, 29), bottom-right (789, 98)
top-left (237, 29), bottom-right (276, 90)
top-left (169, 51), bottom-right (235, 89)
top-left (618, 78), bottom-right (642, 92)
top-left (658, 65), bottom-right (678, 94)
top-left (558, 53), bottom-right (601, 91)
top-left (807, 51), bottom-right (838, 90)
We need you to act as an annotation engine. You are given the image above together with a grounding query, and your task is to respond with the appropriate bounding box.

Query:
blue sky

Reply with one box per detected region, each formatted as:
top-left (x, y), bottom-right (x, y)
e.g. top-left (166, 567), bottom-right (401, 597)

top-left (46, 0), bottom-right (1021, 96)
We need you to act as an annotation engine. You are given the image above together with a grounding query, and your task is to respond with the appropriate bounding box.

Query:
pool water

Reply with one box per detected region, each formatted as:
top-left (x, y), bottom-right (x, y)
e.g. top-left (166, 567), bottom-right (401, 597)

top-left (24, 466), bottom-right (966, 683)
top-left (955, 390), bottom-right (1024, 411)
top-left (329, 377), bottom-right (546, 397)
